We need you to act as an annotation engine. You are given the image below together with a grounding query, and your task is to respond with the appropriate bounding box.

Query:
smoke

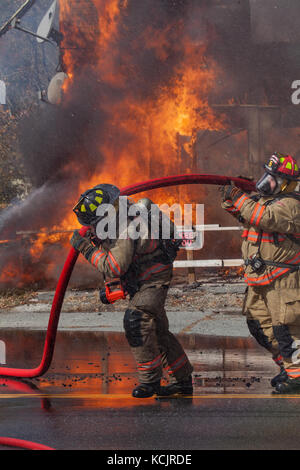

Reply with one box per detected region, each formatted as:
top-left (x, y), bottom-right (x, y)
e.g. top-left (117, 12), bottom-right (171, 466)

top-left (0, 0), bottom-right (198, 287)
top-left (3, 0), bottom-right (300, 288)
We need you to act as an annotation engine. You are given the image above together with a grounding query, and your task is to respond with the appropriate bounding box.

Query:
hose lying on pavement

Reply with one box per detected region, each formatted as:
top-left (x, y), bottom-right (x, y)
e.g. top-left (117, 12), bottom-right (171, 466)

top-left (0, 174), bottom-right (255, 379)
top-left (0, 437), bottom-right (54, 450)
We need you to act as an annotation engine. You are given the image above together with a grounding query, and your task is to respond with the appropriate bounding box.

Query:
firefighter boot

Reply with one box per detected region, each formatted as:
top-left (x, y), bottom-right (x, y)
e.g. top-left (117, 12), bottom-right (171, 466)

top-left (273, 377), bottom-right (300, 394)
top-left (158, 375), bottom-right (193, 397)
top-left (270, 367), bottom-right (288, 387)
top-left (132, 380), bottom-right (161, 398)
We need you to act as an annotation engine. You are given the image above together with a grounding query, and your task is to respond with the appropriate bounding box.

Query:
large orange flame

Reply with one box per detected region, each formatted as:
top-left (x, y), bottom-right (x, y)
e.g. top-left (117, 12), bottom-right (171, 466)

top-left (1, 0), bottom-right (227, 287)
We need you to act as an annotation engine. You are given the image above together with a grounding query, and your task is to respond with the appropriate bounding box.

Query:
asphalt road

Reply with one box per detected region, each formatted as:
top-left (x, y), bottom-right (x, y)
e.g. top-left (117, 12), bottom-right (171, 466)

top-left (1, 330), bottom-right (300, 451)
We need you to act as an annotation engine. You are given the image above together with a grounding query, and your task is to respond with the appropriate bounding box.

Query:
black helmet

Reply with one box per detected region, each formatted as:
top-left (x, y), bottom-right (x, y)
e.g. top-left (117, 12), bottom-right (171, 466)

top-left (73, 184), bottom-right (120, 226)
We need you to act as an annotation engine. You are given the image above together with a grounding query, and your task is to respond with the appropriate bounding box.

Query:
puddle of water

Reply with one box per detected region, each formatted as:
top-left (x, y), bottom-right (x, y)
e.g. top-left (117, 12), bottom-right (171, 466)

top-left (0, 329), bottom-right (277, 402)
top-left (1, 332), bottom-right (299, 451)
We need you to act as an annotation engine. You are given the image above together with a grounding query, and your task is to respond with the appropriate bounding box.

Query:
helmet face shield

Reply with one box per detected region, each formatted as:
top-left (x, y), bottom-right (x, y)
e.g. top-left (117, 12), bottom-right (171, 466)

top-left (256, 173), bottom-right (282, 196)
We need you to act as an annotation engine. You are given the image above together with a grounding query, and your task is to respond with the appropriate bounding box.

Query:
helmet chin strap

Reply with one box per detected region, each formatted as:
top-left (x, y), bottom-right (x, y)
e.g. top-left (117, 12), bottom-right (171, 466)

top-left (280, 179), bottom-right (297, 193)
top-left (273, 176), bottom-right (285, 194)
top-left (280, 180), bottom-right (288, 193)
top-left (271, 177), bottom-right (297, 195)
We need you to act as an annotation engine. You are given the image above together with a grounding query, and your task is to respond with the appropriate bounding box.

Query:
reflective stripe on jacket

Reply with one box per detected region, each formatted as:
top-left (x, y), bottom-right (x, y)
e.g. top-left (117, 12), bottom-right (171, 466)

top-left (89, 230), bottom-right (172, 284)
top-left (222, 193), bottom-right (300, 286)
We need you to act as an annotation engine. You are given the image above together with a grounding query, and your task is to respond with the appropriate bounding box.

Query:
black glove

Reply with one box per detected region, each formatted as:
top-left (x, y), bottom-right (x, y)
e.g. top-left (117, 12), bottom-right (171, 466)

top-left (219, 184), bottom-right (244, 203)
top-left (70, 230), bottom-right (94, 257)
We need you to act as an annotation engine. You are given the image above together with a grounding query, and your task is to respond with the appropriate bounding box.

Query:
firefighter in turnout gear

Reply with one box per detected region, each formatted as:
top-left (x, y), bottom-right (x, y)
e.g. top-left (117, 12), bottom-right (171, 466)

top-left (71, 184), bottom-right (193, 398)
top-left (220, 153), bottom-right (300, 393)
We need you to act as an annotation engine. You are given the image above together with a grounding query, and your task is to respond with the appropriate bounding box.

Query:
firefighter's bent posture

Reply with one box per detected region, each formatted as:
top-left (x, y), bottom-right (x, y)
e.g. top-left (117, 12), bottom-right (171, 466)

top-left (221, 153), bottom-right (300, 394)
top-left (71, 184), bottom-right (193, 398)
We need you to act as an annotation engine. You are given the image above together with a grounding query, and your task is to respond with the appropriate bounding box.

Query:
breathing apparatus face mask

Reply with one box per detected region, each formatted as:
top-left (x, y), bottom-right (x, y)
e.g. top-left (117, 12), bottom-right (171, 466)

top-left (255, 173), bottom-right (285, 196)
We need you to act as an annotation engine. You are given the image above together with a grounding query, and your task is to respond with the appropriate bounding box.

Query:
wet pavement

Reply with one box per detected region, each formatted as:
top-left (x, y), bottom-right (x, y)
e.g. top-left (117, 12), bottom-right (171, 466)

top-left (1, 329), bottom-right (300, 450)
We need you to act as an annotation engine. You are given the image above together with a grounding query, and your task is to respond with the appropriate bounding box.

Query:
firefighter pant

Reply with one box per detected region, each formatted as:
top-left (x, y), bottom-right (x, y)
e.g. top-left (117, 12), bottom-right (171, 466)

top-left (123, 283), bottom-right (193, 384)
top-left (244, 271), bottom-right (300, 378)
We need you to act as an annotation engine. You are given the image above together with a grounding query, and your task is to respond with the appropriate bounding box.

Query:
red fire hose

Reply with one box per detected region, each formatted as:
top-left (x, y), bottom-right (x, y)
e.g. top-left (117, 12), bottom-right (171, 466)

top-left (120, 174), bottom-right (255, 195)
top-left (0, 173), bottom-right (255, 379)
top-left (0, 437), bottom-right (54, 450)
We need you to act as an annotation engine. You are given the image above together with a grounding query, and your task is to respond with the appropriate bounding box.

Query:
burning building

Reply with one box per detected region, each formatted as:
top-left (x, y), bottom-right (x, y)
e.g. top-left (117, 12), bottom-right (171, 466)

top-left (1, 0), bottom-right (300, 288)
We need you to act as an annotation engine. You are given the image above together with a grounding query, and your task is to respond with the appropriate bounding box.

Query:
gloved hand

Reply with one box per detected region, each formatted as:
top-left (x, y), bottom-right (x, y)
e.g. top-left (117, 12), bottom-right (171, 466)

top-left (70, 229), bottom-right (93, 253)
top-left (219, 183), bottom-right (244, 203)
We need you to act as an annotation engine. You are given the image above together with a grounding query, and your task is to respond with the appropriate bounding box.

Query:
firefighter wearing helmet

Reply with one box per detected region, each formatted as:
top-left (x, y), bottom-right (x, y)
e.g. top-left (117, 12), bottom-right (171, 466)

top-left (220, 153), bottom-right (300, 393)
top-left (70, 184), bottom-right (193, 398)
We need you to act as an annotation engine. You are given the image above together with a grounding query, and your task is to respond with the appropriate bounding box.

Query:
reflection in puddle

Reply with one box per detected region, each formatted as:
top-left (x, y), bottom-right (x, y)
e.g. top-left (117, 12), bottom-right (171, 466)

top-left (0, 377), bottom-right (52, 410)
top-left (0, 330), bottom-right (277, 405)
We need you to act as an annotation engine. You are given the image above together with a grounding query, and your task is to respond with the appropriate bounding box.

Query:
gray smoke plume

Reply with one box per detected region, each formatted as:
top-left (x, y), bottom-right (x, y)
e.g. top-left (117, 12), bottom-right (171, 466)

top-left (2, 0), bottom-right (300, 287)
top-left (0, 0), bottom-right (194, 286)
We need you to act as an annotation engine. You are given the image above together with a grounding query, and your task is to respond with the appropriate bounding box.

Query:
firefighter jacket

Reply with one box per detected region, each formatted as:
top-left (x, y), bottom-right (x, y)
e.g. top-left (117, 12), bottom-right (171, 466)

top-left (80, 219), bottom-right (173, 291)
top-left (222, 192), bottom-right (300, 287)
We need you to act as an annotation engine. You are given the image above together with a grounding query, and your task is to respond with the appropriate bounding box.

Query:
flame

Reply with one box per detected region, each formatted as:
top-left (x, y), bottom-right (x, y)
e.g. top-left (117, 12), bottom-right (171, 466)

top-left (0, 263), bottom-right (34, 288)
top-left (58, 0), bottom-right (225, 190)
top-left (1, 0), bottom-right (227, 288)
